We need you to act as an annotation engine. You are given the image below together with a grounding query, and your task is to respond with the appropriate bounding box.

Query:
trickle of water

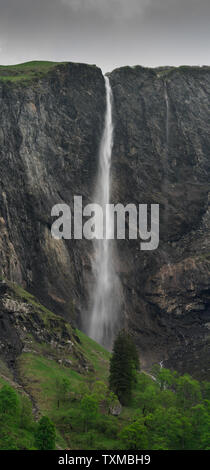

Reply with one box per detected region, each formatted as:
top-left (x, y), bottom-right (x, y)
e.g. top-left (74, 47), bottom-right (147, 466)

top-left (88, 76), bottom-right (122, 349)
top-left (163, 81), bottom-right (170, 226)
top-left (164, 81), bottom-right (170, 147)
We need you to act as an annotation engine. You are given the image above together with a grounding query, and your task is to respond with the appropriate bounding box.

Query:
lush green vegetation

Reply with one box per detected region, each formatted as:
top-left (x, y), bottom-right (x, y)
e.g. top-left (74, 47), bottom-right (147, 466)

top-left (0, 61), bottom-right (66, 83)
top-left (0, 282), bottom-right (209, 450)
top-left (35, 416), bottom-right (56, 450)
top-left (0, 384), bottom-right (37, 450)
top-left (0, 357), bottom-right (209, 449)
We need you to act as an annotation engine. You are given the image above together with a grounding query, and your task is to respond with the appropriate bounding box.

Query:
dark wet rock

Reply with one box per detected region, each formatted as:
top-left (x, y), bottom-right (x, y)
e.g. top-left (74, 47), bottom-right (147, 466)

top-left (109, 65), bottom-right (210, 379)
top-left (0, 62), bottom-right (105, 328)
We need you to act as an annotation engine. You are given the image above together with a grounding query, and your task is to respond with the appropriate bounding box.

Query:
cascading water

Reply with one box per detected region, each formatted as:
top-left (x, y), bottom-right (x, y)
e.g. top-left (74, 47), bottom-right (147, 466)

top-left (88, 76), bottom-right (122, 349)
top-left (164, 81), bottom-right (170, 147)
top-left (163, 81), bottom-right (170, 225)
top-left (163, 80), bottom-right (171, 268)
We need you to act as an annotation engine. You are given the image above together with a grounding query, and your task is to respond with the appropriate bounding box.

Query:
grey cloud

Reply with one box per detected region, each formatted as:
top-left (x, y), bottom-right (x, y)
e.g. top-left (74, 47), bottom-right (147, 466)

top-left (60, 0), bottom-right (151, 19)
top-left (0, 0), bottom-right (209, 71)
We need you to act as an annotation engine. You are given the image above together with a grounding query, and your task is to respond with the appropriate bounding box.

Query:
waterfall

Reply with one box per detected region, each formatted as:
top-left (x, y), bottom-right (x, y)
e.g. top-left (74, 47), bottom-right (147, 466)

top-left (163, 81), bottom-right (170, 226)
top-left (164, 81), bottom-right (170, 147)
top-left (88, 76), bottom-right (122, 349)
top-left (162, 80), bottom-right (171, 267)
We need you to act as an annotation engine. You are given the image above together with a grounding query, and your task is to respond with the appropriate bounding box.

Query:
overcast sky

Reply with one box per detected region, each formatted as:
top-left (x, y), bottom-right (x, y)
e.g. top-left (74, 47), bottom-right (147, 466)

top-left (0, 0), bottom-right (209, 72)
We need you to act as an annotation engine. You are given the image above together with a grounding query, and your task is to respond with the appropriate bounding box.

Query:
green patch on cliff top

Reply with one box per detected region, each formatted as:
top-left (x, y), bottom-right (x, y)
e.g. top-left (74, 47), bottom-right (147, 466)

top-left (0, 61), bottom-right (67, 83)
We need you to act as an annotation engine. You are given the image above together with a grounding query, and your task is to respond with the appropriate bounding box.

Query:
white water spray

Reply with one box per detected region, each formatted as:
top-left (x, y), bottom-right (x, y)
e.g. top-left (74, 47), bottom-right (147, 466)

top-left (88, 76), bottom-right (122, 348)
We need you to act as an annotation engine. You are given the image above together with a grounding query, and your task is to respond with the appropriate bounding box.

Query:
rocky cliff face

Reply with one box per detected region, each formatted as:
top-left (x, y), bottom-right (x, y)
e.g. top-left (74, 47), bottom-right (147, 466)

top-left (0, 62), bottom-right (209, 379)
top-left (109, 65), bottom-right (210, 378)
top-left (0, 62), bottom-right (105, 326)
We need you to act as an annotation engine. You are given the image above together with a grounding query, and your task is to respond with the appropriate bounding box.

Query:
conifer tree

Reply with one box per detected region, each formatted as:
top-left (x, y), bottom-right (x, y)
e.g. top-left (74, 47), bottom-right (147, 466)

top-left (109, 329), bottom-right (140, 405)
top-left (35, 416), bottom-right (56, 450)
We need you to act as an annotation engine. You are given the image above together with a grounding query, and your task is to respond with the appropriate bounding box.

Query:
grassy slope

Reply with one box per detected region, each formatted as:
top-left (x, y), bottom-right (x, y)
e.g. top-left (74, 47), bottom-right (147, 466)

top-left (17, 330), bottom-right (110, 414)
top-left (0, 280), bottom-right (114, 448)
top-left (16, 330), bottom-right (113, 449)
top-left (3, 281), bottom-right (208, 451)
top-left (0, 279), bottom-right (155, 449)
top-left (0, 61), bottom-right (67, 82)
top-left (0, 354), bottom-right (154, 449)
top-left (1, 281), bottom-right (209, 450)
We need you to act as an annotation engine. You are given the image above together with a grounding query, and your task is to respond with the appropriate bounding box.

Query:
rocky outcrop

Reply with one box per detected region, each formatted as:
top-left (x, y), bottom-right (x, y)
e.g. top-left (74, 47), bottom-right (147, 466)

top-left (0, 279), bottom-right (91, 374)
top-left (0, 62), bottom-right (210, 379)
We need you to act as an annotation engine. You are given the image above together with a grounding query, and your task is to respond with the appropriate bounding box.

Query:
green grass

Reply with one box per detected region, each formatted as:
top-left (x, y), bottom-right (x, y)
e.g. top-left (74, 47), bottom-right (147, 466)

top-left (15, 327), bottom-right (113, 449)
top-left (0, 277), bottom-right (144, 449)
top-left (75, 329), bottom-right (110, 379)
top-left (17, 353), bottom-right (84, 411)
top-left (0, 277), bottom-right (145, 450)
top-left (17, 328), bottom-right (111, 415)
top-left (17, 349), bottom-right (111, 449)
top-left (3, 278), bottom-right (209, 450)
top-left (16, 346), bottom-right (158, 449)
top-left (0, 61), bottom-right (67, 83)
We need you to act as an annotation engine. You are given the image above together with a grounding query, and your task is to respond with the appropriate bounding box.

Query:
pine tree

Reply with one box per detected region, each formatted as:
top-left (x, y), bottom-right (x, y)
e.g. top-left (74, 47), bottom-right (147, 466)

top-left (35, 416), bottom-right (56, 450)
top-left (126, 334), bottom-right (140, 377)
top-left (109, 329), bottom-right (140, 406)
